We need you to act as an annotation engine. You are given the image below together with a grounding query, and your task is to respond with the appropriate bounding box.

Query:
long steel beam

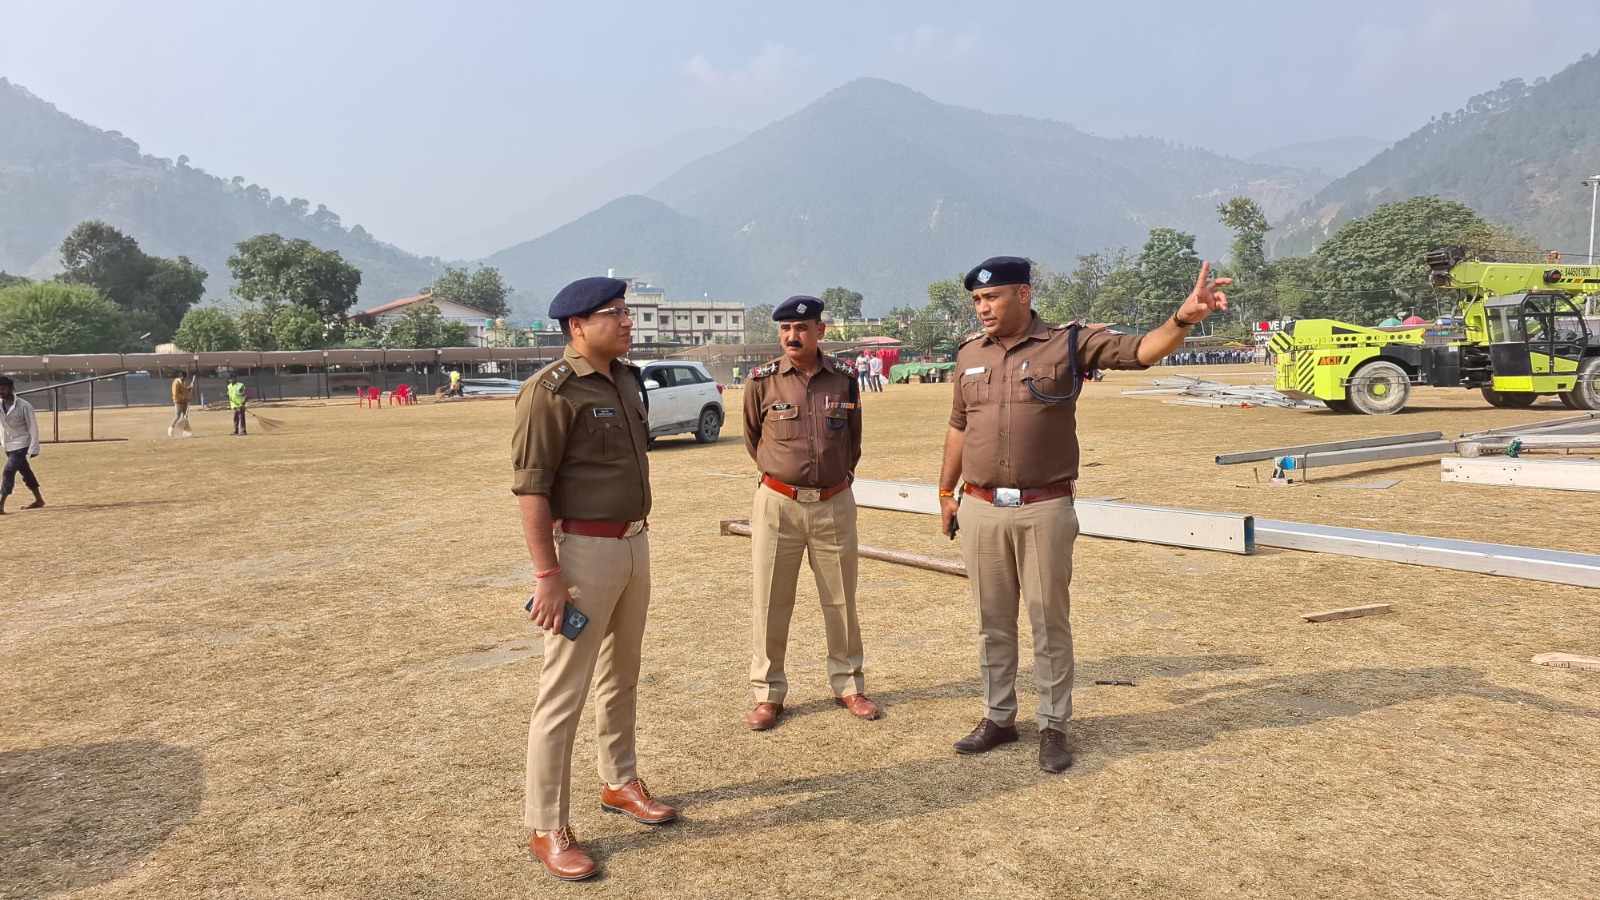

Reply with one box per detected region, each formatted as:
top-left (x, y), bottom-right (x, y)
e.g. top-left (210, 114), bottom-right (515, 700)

top-left (1459, 412), bottom-right (1600, 439)
top-left (1276, 439), bottom-right (1459, 470)
top-left (1216, 431), bottom-right (1444, 465)
top-left (1253, 519), bottom-right (1600, 588)
top-left (1441, 457), bottom-right (1600, 493)
top-left (852, 479), bottom-right (1254, 554)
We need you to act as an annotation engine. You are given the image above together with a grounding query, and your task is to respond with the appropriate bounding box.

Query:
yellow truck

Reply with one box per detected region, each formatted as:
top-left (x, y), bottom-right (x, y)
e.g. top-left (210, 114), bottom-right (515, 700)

top-left (1270, 248), bottom-right (1600, 414)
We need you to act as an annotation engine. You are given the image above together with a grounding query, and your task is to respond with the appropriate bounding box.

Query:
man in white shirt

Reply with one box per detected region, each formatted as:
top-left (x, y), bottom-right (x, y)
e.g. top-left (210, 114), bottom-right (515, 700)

top-left (867, 353), bottom-right (884, 392)
top-left (0, 376), bottom-right (44, 514)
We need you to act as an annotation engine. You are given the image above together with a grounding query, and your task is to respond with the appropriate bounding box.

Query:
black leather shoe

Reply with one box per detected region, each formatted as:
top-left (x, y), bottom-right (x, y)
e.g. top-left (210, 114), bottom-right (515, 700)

top-left (1039, 727), bottom-right (1073, 772)
top-left (953, 718), bottom-right (1019, 754)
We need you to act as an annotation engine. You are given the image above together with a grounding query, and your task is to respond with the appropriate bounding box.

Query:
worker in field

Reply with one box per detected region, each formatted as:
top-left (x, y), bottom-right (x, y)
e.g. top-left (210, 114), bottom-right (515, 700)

top-left (227, 376), bottom-right (248, 435)
top-left (0, 376), bottom-right (44, 514)
top-left (741, 295), bottom-right (876, 731)
top-left (511, 276), bottom-right (674, 881)
top-left (169, 371), bottom-right (195, 437)
top-left (448, 369), bottom-right (463, 397)
top-left (939, 256), bottom-right (1229, 772)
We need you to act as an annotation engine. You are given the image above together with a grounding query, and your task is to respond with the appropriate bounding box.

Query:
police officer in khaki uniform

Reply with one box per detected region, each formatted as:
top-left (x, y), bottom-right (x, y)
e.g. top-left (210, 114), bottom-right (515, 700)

top-left (938, 256), bottom-right (1229, 772)
top-left (512, 276), bottom-right (677, 881)
top-left (742, 295), bottom-right (879, 730)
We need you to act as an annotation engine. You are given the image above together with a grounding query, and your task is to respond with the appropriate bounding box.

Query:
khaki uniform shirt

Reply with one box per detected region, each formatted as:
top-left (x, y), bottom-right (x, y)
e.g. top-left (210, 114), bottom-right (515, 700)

top-left (950, 313), bottom-right (1147, 488)
top-left (743, 354), bottom-right (862, 489)
top-left (511, 347), bottom-right (651, 522)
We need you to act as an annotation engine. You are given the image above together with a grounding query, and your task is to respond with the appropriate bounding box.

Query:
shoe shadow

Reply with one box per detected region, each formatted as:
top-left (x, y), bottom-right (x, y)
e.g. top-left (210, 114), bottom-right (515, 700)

top-left (0, 741), bottom-right (205, 900)
top-left (593, 664), bottom-right (1597, 860)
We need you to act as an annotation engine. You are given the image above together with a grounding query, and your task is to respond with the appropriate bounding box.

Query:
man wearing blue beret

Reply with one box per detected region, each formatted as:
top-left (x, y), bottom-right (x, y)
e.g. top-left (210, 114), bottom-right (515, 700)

top-left (741, 295), bottom-right (878, 731)
top-left (511, 276), bottom-right (676, 880)
top-left (939, 256), bottom-right (1230, 772)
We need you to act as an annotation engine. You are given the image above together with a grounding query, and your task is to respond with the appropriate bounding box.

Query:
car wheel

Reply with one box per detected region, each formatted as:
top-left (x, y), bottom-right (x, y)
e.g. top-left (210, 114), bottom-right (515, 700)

top-left (694, 407), bottom-right (722, 444)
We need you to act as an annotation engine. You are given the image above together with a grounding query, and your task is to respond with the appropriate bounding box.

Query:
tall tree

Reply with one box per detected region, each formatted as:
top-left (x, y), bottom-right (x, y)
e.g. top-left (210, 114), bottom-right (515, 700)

top-left (228, 234), bottom-right (362, 319)
top-left (425, 265), bottom-right (512, 318)
top-left (173, 307), bottom-right (243, 352)
top-left (387, 303), bottom-right (446, 348)
top-left (744, 303), bottom-right (779, 343)
top-left (0, 283), bottom-right (130, 354)
top-left (57, 220), bottom-right (205, 341)
top-left (926, 279), bottom-right (978, 332)
top-left (1135, 228), bottom-right (1202, 329)
top-left (1312, 196), bottom-right (1488, 323)
top-left (820, 286), bottom-right (864, 321)
top-left (1217, 197), bottom-right (1269, 278)
top-left (271, 304), bottom-right (325, 350)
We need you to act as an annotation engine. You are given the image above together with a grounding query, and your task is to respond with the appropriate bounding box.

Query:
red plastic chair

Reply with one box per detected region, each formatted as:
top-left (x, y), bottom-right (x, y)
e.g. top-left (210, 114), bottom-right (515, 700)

top-left (389, 384), bottom-right (413, 406)
top-left (359, 386), bottom-right (382, 408)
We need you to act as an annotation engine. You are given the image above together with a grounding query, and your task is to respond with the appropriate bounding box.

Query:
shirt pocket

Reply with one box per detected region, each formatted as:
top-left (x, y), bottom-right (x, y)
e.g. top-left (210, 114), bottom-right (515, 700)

top-left (584, 411), bottom-right (627, 460)
top-left (959, 369), bottom-right (991, 406)
top-left (766, 404), bottom-right (804, 441)
top-left (1020, 362), bottom-right (1059, 402)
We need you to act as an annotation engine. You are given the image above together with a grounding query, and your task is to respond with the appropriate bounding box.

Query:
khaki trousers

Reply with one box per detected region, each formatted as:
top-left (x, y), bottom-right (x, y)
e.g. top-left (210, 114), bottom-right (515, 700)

top-left (749, 484), bottom-right (865, 703)
top-left (524, 531), bottom-right (651, 830)
top-left (958, 494), bottom-right (1078, 729)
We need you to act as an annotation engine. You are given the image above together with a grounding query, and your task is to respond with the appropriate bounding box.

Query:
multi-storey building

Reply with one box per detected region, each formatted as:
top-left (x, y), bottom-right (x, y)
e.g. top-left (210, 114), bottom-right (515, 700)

top-left (613, 273), bottom-right (745, 345)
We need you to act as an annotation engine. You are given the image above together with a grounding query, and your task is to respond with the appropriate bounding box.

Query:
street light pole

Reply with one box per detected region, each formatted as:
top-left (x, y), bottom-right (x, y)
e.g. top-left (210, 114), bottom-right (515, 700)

top-left (1587, 175), bottom-right (1600, 264)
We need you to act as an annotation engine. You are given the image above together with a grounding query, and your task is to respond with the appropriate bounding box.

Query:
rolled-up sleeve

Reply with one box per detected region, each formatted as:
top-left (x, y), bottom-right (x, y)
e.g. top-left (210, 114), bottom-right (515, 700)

top-left (1078, 328), bottom-right (1149, 371)
top-left (511, 382), bottom-right (570, 495)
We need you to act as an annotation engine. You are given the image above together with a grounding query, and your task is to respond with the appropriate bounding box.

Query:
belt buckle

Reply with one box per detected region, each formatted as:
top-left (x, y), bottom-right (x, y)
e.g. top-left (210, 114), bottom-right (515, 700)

top-left (993, 487), bottom-right (1022, 507)
top-left (796, 488), bottom-right (822, 503)
top-left (622, 520), bottom-right (645, 538)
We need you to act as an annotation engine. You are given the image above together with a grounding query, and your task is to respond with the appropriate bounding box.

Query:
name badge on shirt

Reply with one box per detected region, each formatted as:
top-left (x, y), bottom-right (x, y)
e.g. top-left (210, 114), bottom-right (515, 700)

top-left (964, 366), bottom-right (987, 376)
top-left (771, 403), bottom-right (794, 410)
top-left (593, 408), bottom-right (617, 418)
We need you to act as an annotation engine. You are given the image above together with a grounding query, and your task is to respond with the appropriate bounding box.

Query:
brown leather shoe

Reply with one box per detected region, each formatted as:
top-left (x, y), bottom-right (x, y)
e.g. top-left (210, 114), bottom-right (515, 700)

top-left (953, 718), bottom-right (1019, 754)
top-left (837, 693), bottom-right (881, 720)
top-left (1039, 727), bottom-right (1074, 772)
top-left (748, 701), bottom-right (783, 731)
top-left (529, 826), bottom-right (598, 881)
top-left (600, 778), bottom-right (678, 824)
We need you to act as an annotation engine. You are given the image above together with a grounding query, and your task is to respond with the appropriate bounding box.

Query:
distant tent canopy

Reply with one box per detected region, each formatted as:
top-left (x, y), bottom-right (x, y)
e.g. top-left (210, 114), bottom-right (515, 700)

top-left (1378, 317), bottom-right (1404, 326)
top-left (1401, 315), bottom-right (1428, 325)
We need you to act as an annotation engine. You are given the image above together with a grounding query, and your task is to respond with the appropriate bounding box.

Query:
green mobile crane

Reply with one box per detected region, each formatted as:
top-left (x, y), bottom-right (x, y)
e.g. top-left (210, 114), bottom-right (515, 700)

top-left (1270, 248), bottom-right (1600, 414)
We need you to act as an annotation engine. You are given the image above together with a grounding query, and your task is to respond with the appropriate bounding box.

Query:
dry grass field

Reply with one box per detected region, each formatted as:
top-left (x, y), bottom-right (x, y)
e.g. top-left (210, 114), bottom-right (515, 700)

top-left (3, 366), bottom-right (1598, 900)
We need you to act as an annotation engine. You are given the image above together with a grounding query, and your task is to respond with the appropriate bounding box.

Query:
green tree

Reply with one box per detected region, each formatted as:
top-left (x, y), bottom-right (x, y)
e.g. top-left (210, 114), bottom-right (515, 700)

top-left (334, 322), bottom-right (383, 349)
top-left (1135, 228), bottom-right (1202, 329)
top-left (906, 307), bottom-right (960, 358)
top-left (271, 304), bottom-right (325, 350)
top-left (1313, 196), bottom-right (1488, 323)
top-left (440, 321), bottom-right (473, 347)
top-left (387, 303), bottom-right (445, 348)
top-left (236, 303), bottom-right (280, 351)
top-left (820, 286), bottom-right (864, 321)
top-left (228, 234), bottom-right (362, 319)
top-left (425, 265), bottom-right (512, 318)
top-left (173, 307), bottom-right (243, 352)
top-left (745, 303), bottom-right (779, 343)
top-left (1089, 268), bottom-right (1144, 325)
top-left (0, 282), bottom-right (130, 354)
top-left (57, 220), bottom-right (205, 341)
top-left (926, 279), bottom-right (978, 332)
top-left (0, 271), bottom-right (30, 289)
top-left (1217, 197), bottom-right (1269, 278)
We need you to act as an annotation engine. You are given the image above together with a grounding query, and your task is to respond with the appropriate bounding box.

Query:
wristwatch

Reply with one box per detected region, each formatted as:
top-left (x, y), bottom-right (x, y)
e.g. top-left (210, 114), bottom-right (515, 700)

top-left (1172, 313), bottom-right (1201, 328)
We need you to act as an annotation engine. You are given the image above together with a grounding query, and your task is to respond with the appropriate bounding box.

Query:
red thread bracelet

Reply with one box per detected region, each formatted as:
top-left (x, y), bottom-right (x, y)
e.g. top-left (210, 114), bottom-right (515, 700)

top-left (534, 566), bottom-right (562, 579)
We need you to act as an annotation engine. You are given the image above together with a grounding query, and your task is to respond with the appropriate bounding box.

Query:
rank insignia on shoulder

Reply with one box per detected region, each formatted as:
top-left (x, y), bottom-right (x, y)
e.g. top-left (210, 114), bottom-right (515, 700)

top-left (593, 408), bottom-right (616, 417)
top-left (830, 357), bottom-right (856, 376)
top-left (541, 380), bottom-right (557, 392)
top-left (957, 331), bottom-right (985, 347)
top-left (751, 362), bottom-right (779, 379)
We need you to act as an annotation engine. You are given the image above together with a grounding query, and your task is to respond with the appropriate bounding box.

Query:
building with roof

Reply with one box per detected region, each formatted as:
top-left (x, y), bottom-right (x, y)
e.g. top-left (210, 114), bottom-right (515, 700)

top-left (357, 294), bottom-right (496, 346)
top-left (608, 273), bottom-right (746, 345)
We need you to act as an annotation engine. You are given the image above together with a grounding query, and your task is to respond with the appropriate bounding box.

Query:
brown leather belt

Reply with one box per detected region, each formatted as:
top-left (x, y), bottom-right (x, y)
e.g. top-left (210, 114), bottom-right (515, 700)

top-left (761, 474), bottom-right (850, 503)
top-left (963, 482), bottom-right (1075, 507)
top-left (557, 519), bottom-right (647, 539)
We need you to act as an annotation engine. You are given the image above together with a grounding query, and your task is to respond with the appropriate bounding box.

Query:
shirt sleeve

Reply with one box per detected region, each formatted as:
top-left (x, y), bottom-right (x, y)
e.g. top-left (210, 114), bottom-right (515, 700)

top-left (948, 353), bottom-right (968, 431)
top-left (1077, 328), bottom-right (1149, 371)
top-left (25, 402), bottom-right (40, 455)
top-left (848, 376), bottom-right (863, 472)
top-left (742, 377), bottom-right (762, 463)
top-left (511, 382), bottom-right (571, 495)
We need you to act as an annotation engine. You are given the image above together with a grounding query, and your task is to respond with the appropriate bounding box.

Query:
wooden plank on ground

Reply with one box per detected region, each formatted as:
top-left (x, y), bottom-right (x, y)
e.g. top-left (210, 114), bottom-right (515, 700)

top-left (1531, 652), bottom-right (1600, 671)
top-left (1300, 603), bottom-right (1392, 623)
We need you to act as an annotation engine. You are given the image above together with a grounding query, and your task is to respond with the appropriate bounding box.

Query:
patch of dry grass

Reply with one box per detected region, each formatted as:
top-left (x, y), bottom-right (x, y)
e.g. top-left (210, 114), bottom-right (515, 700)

top-left (3, 368), bottom-right (1597, 899)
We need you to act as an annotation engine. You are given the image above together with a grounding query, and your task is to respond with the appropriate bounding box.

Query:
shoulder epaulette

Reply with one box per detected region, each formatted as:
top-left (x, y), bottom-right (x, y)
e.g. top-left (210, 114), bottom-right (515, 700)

top-left (750, 360), bottom-right (781, 380)
top-left (829, 356), bottom-right (857, 377)
top-left (956, 331), bottom-right (986, 349)
top-left (534, 358), bottom-right (576, 393)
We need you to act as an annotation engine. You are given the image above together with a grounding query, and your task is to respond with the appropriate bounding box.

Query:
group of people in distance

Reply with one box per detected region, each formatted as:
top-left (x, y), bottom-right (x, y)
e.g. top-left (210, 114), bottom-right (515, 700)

top-left (508, 255), bottom-right (1230, 881)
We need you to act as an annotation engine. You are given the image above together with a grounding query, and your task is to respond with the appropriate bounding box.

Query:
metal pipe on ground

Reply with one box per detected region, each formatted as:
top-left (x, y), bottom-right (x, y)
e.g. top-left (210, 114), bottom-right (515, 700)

top-left (1274, 439), bottom-right (1459, 471)
top-left (720, 519), bottom-right (967, 577)
top-left (1459, 412), bottom-right (1600, 439)
top-left (1217, 431), bottom-right (1445, 465)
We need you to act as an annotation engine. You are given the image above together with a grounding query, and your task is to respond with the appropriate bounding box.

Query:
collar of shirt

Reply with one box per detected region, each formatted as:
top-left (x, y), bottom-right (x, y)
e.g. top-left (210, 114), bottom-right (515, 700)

top-left (563, 347), bottom-right (627, 380)
top-left (777, 353), bottom-right (826, 376)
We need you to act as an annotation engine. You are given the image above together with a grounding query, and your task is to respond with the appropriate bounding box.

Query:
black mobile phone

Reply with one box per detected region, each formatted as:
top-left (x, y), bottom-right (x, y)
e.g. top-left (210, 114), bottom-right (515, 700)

top-left (522, 597), bottom-right (589, 642)
top-left (946, 514), bottom-right (960, 540)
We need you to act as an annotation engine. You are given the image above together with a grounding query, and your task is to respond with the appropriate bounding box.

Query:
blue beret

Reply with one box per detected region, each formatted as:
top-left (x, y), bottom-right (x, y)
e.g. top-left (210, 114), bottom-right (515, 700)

top-left (549, 276), bottom-right (628, 320)
top-left (963, 256), bottom-right (1030, 292)
top-left (773, 295), bottom-right (824, 321)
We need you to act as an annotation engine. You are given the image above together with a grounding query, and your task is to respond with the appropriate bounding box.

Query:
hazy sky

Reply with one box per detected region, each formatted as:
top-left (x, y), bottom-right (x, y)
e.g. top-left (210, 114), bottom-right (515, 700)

top-left (4, 0), bottom-right (1598, 256)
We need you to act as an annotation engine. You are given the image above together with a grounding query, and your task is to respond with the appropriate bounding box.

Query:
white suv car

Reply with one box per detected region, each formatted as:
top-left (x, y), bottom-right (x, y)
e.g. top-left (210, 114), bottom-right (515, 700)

top-left (638, 360), bottom-right (724, 444)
